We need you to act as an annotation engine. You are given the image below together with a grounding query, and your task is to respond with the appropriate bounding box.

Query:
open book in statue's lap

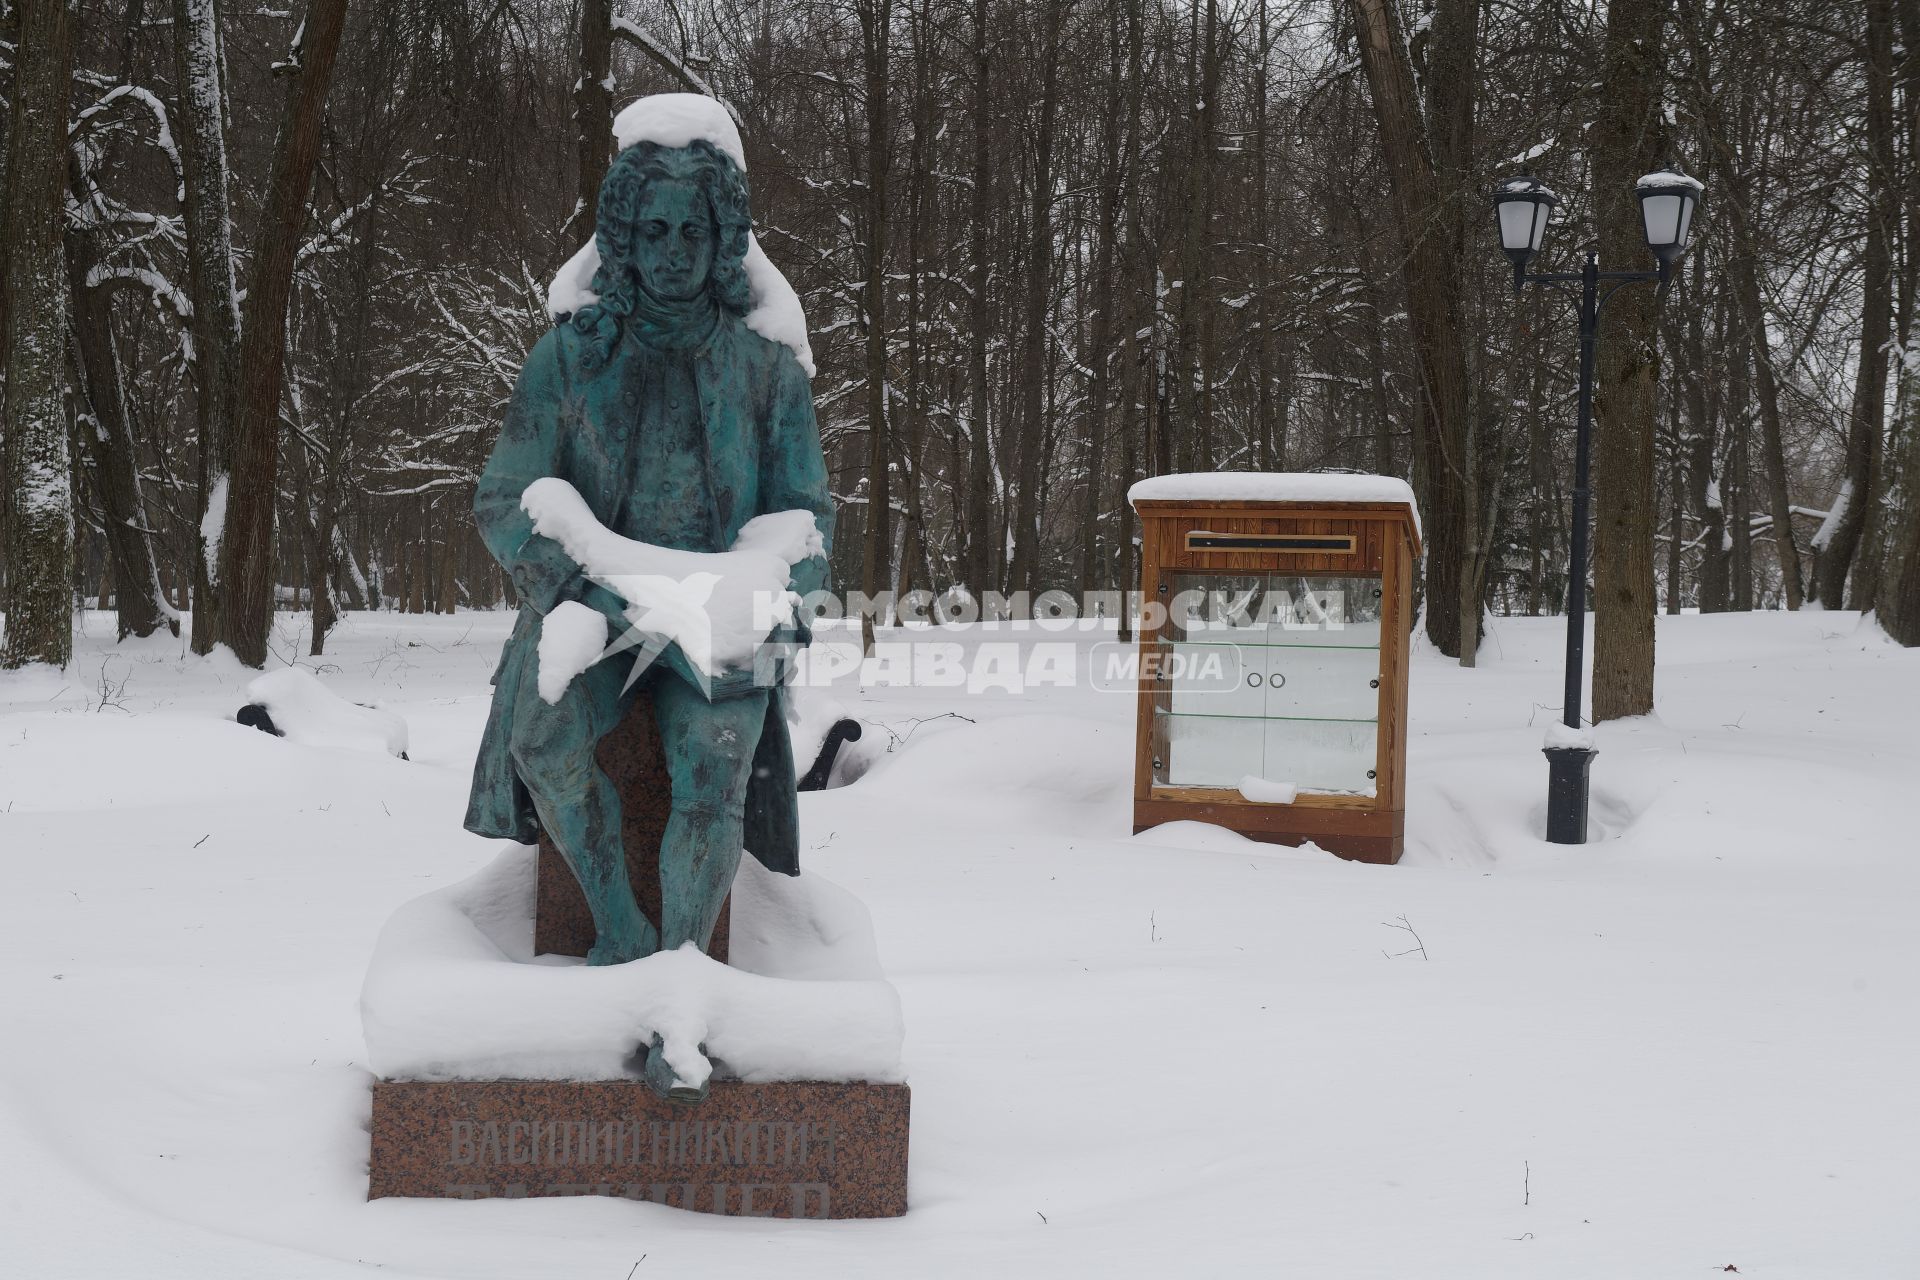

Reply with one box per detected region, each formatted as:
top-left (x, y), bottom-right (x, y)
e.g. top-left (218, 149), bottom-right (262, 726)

top-left (461, 138), bottom-right (834, 1097)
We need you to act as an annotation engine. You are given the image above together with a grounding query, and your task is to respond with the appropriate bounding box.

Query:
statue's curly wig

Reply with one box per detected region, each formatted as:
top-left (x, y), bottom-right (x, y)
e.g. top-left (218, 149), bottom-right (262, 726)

top-left (571, 138), bottom-right (753, 365)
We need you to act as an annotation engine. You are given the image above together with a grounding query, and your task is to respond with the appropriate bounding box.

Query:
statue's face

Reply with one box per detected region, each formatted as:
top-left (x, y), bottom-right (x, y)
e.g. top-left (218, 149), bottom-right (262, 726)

top-left (632, 177), bottom-right (715, 303)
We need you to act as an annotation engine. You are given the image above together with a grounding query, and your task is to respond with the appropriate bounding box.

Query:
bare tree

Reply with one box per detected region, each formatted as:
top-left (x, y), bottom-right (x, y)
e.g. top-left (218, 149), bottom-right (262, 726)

top-left (218, 0), bottom-right (353, 666)
top-left (1588, 0), bottom-right (1668, 722)
top-left (856, 0), bottom-right (893, 653)
top-left (169, 0), bottom-right (243, 653)
top-left (1349, 0), bottom-right (1478, 659)
top-left (2, 0), bottom-right (77, 668)
top-left (1816, 0), bottom-right (1895, 610)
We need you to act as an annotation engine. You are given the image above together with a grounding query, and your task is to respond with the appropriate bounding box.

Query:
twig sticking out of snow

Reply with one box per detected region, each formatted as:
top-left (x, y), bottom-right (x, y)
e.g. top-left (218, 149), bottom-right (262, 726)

top-left (1381, 914), bottom-right (1428, 960)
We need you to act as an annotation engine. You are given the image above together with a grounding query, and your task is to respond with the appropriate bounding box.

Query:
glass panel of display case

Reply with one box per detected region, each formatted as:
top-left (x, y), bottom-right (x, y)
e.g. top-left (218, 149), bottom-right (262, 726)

top-left (1166, 573), bottom-right (1269, 643)
top-left (1265, 574), bottom-right (1384, 647)
top-left (1256, 718), bottom-right (1378, 797)
top-left (1159, 710), bottom-right (1266, 788)
top-left (1154, 571), bottom-right (1383, 796)
top-left (1164, 640), bottom-right (1256, 716)
top-left (1264, 644), bottom-right (1381, 722)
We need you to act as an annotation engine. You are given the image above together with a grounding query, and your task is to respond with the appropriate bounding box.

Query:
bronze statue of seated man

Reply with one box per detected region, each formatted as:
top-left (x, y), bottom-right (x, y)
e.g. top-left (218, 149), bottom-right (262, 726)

top-left (463, 137), bottom-right (834, 1099)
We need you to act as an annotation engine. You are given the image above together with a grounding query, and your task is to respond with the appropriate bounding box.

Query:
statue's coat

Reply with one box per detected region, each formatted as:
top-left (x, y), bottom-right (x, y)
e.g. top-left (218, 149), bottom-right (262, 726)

top-left (462, 316), bottom-right (833, 876)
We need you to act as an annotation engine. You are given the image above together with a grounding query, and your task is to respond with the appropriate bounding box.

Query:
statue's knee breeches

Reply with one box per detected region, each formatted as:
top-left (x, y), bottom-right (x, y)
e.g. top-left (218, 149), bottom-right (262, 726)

top-left (506, 665), bottom-right (624, 802)
top-left (650, 679), bottom-right (767, 814)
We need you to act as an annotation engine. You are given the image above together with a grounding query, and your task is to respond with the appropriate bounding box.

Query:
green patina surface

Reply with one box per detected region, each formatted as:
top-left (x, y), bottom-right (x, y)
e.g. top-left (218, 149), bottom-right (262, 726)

top-left (464, 140), bottom-right (833, 984)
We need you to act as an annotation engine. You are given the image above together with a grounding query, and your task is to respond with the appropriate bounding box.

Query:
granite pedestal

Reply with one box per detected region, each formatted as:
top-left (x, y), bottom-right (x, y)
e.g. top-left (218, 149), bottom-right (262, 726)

top-left (369, 1079), bottom-right (909, 1217)
top-left (369, 694), bottom-right (909, 1218)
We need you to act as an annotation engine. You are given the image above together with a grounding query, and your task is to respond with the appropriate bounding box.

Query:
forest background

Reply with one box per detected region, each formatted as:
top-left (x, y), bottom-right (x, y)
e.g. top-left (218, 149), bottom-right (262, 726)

top-left (4, 0), bottom-right (1919, 723)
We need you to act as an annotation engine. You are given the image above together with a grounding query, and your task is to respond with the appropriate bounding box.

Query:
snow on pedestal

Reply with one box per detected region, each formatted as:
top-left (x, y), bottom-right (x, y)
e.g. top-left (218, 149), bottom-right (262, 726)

top-left (1128, 471), bottom-right (1421, 535)
top-left (359, 845), bottom-right (904, 1086)
top-left (546, 92), bottom-right (815, 375)
top-left (1543, 721), bottom-right (1597, 752)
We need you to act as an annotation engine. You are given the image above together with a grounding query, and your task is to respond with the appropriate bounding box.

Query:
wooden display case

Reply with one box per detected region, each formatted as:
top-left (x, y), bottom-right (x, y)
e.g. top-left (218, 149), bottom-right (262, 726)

top-left (1129, 476), bottom-right (1422, 864)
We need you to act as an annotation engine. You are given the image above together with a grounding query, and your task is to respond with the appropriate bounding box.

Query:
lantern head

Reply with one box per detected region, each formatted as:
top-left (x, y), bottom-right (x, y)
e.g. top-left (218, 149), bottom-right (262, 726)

top-left (1492, 176), bottom-right (1560, 292)
top-left (1635, 168), bottom-right (1703, 283)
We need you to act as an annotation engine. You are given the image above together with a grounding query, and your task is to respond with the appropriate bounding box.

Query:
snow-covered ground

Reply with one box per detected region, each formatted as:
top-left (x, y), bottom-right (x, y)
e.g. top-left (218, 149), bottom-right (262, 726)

top-left (1, 607), bottom-right (1915, 1277)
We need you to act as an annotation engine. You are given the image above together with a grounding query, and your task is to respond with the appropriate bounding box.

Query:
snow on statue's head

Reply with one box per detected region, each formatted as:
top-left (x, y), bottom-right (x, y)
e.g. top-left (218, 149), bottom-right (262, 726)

top-left (571, 139), bottom-right (752, 367)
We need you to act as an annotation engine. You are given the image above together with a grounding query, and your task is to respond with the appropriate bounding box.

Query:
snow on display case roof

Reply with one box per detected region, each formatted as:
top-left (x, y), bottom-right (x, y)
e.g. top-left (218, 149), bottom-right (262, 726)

top-left (1128, 471), bottom-right (1421, 535)
top-left (547, 93), bottom-right (815, 376)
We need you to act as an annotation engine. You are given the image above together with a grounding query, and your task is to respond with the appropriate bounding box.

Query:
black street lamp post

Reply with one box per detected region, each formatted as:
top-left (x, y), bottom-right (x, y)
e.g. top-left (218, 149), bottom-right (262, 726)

top-left (1492, 170), bottom-right (1703, 845)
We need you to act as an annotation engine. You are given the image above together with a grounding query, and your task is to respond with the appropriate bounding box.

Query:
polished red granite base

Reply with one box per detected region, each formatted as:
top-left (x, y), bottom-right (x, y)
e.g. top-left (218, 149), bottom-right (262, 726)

top-left (368, 1079), bottom-right (909, 1218)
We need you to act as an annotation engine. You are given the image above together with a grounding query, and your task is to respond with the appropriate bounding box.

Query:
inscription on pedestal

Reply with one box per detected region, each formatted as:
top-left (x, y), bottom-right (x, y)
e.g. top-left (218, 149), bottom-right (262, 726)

top-left (370, 1080), bottom-right (908, 1218)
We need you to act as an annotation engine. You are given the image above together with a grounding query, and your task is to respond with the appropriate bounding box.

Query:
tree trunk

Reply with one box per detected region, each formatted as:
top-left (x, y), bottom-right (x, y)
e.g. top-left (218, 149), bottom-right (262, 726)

top-left (310, 528), bottom-right (336, 654)
top-left (1733, 248), bottom-right (1805, 608)
top-left (171, 0), bottom-right (243, 653)
top-left (1428, 0), bottom-right (1482, 657)
top-left (1250, 0), bottom-right (1279, 475)
top-left (2, 0), bottom-right (77, 668)
top-left (963, 0), bottom-right (994, 600)
top-left (438, 510), bottom-right (460, 613)
top-left (1729, 400), bottom-right (1754, 609)
top-left (1676, 4), bottom-right (1803, 608)
top-left (1526, 325), bottom-right (1551, 615)
top-left (1687, 254), bottom-right (1728, 611)
top-left (893, 0), bottom-right (934, 607)
top-left (1588, 0), bottom-right (1667, 722)
top-left (1822, 0), bottom-right (1896, 610)
top-left (1879, 0), bottom-right (1920, 644)
top-left (1171, 0), bottom-right (1220, 476)
top-left (1664, 390), bottom-right (1683, 613)
top-left (1008, 0), bottom-right (1065, 593)
top-left (1348, 0), bottom-right (1476, 658)
top-left (64, 237), bottom-right (174, 640)
top-left (64, 72), bottom-right (174, 644)
top-left (574, 0), bottom-right (613, 242)
top-left (1078, 0), bottom-right (1131, 596)
top-left (216, 0), bottom-right (351, 667)
top-left (857, 0), bottom-right (892, 654)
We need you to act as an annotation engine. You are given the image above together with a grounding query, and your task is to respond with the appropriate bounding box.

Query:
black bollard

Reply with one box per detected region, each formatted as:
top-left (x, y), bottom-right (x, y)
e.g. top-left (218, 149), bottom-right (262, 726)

top-left (1543, 745), bottom-right (1597, 844)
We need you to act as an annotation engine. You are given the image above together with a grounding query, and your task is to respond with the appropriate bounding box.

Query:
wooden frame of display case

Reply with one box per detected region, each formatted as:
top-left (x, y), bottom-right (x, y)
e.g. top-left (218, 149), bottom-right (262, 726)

top-left (1131, 498), bottom-right (1420, 864)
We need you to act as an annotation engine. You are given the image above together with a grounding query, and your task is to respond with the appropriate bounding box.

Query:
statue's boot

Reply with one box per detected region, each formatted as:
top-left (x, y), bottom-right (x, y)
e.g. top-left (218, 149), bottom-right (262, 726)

top-left (587, 926), bottom-right (657, 968)
top-left (642, 1033), bottom-right (710, 1105)
top-left (651, 678), bottom-right (764, 955)
top-left (657, 800), bottom-right (744, 953)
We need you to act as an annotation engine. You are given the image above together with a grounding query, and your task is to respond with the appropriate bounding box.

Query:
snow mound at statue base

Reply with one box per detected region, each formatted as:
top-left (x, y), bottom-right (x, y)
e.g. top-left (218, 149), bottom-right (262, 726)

top-left (360, 846), bottom-right (903, 1084)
